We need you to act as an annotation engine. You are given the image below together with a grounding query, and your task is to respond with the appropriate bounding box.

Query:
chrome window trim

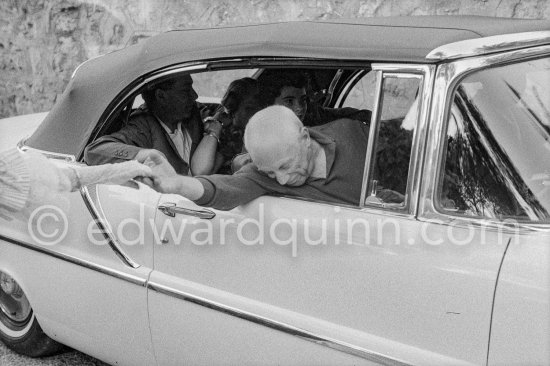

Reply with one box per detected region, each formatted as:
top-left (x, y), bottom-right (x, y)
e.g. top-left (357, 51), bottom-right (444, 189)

top-left (360, 64), bottom-right (435, 218)
top-left (420, 45), bottom-right (550, 231)
top-left (426, 31), bottom-right (550, 61)
top-left (0, 234), bottom-right (147, 286)
top-left (148, 280), bottom-right (412, 366)
top-left (70, 54), bottom-right (104, 80)
top-left (359, 70), bottom-right (383, 208)
top-left (80, 185), bottom-right (141, 269)
top-left (333, 69), bottom-right (367, 107)
top-left (17, 139), bottom-right (76, 162)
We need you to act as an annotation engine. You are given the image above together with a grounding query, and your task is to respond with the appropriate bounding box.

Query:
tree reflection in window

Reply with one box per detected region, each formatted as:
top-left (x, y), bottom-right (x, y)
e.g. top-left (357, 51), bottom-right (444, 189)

top-left (440, 57), bottom-right (550, 222)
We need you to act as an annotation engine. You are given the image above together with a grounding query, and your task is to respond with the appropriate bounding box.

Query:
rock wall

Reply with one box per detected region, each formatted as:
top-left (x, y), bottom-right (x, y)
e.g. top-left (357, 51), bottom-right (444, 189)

top-left (0, 0), bottom-right (548, 118)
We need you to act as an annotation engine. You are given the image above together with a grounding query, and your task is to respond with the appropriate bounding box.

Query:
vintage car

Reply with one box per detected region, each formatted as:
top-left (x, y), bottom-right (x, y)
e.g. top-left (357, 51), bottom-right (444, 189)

top-left (0, 16), bottom-right (549, 366)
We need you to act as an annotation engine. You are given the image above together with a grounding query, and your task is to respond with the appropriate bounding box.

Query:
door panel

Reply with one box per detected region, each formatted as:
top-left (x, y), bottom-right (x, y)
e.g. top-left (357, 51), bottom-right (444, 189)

top-left (148, 194), bottom-right (507, 365)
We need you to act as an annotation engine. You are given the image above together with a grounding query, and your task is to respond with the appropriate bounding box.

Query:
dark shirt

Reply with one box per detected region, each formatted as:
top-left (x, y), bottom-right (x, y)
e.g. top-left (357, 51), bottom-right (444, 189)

top-left (217, 125), bottom-right (245, 175)
top-left (194, 118), bottom-right (369, 210)
top-left (85, 104), bottom-right (204, 175)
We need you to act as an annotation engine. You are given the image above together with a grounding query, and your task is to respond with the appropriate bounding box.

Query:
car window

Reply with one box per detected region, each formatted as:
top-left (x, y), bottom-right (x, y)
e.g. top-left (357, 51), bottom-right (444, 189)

top-left (131, 69), bottom-right (257, 109)
top-left (364, 74), bottom-right (421, 210)
top-left (439, 56), bottom-right (550, 222)
top-left (341, 70), bottom-right (377, 112)
top-left (193, 69), bottom-right (257, 102)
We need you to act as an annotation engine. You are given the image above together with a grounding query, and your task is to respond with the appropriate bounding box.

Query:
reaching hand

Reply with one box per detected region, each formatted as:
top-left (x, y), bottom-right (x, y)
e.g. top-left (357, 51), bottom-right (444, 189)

top-left (134, 149), bottom-right (205, 200)
top-left (135, 149), bottom-right (167, 165)
top-left (141, 151), bottom-right (177, 178)
top-left (231, 153), bottom-right (252, 173)
top-left (135, 150), bottom-right (179, 193)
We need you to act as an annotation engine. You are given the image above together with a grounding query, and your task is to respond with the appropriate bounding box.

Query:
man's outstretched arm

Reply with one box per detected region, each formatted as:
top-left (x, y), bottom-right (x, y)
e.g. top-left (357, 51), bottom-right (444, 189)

top-left (138, 150), bottom-right (205, 200)
top-left (137, 150), bottom-right (270, 210)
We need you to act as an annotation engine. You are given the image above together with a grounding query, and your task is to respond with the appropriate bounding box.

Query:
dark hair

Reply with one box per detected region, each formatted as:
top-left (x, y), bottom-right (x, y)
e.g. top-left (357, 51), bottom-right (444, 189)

top-left (258, 70), bottom-right (308, 105)
top-left (142, 78), bottom-right (177, 109)
top-left (220, 77), bottom-right (260, 114)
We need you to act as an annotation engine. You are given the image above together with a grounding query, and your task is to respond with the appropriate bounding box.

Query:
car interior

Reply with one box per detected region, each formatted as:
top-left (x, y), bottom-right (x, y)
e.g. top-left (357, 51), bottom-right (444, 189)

top-left (83, 65), bottom-right (419, 208)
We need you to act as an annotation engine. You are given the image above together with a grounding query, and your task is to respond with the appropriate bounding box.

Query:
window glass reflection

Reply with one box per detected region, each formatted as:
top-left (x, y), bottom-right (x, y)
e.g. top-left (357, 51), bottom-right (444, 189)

top-left (440, 57), bottom-right (550, 222)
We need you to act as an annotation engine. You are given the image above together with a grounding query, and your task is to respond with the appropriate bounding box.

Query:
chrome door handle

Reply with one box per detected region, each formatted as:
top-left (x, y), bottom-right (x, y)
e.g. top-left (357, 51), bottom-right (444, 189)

top-left (158, 202), bottom-right (216, 219)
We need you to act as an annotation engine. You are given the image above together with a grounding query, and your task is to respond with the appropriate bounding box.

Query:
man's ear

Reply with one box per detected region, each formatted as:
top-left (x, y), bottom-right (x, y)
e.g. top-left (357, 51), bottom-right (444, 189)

top-left (300, 127), bottom-right (310, 146)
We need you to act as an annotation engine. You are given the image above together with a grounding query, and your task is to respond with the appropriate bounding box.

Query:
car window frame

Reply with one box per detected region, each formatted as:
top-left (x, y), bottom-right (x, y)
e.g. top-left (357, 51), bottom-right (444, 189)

top-left (84, 59), bottom-right (436, 215)
top-left (342, 64), bottom-right (435, 219)
top-left (420, 45), bottom-right (550, 231)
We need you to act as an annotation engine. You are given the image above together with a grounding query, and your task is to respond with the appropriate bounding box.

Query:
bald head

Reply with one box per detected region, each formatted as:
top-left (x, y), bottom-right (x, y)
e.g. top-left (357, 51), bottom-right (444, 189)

top-left (244, 106), bottom-right (304, 159)
top-left (244, 106), bottom-right (314, 186)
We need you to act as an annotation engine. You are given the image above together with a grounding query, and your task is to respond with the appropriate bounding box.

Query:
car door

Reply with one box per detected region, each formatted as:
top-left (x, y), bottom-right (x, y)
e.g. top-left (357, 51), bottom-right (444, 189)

top-left (146, 66), bottom-right (510, 366)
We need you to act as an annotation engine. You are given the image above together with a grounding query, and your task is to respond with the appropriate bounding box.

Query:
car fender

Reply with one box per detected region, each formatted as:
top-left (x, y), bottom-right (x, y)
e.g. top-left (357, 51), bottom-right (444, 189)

top-left (0, 112), bottom-right (47, 149)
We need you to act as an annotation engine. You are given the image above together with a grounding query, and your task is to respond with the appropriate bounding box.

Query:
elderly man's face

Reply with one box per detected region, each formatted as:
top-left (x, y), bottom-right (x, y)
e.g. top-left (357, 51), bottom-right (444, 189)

top-left (254, 133), bottom-right (312, 186)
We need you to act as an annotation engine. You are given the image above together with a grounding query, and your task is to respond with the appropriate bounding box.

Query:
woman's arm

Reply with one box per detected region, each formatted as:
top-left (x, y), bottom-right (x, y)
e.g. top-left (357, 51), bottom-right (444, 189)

top-left (190, 118), bottom-right (224, 175)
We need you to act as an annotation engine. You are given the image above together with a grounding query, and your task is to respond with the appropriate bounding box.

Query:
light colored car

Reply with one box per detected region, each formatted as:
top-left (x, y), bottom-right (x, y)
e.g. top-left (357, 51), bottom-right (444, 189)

top-left (1, 16), bottom-right (549, 366)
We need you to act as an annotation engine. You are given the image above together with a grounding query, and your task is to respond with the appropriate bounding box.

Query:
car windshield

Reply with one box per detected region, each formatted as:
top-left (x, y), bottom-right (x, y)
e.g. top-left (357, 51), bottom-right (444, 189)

top-left (441, 56), bottom-right (550, 222)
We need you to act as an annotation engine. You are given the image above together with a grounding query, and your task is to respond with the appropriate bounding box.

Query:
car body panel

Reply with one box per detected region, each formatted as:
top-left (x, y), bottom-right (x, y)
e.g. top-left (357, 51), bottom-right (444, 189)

top-left (487, 230), bottom-right (550, 365)
top-left (0, 112), bottom-right (46, 149)
top-left (147, 195), bottom-right (508, 365)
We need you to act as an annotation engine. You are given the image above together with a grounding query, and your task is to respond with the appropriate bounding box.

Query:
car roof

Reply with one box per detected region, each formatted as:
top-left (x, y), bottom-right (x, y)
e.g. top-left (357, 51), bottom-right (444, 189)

top-left (26, 16), bottom-right (550, 156)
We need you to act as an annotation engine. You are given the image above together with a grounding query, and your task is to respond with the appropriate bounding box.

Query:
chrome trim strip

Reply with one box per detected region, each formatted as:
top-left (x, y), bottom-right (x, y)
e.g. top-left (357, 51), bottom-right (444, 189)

top-left (334, 70), bottom-right (366, 107)
top-left (371, 64), bottom-right (431, 74)
top-left (17, 140), bottom-right (76, 162)
top-left (408, 65), bottom-right (436, 217)
top-left (420, 45), bottom-right (550, 231)
top-left (71, 54), bottom-right (104, 80)
top-left (80, 186), bottom-right (141, 269)
top-left (0, 234), bottom-right (146, 286)
top-left (418, 215), bottom-right (550, 233)
top-left (148, 281), bottom-right (412, 366)
top-left (359, 70), bottom-right (383, 208)
top-left (426, 31), bottom-right (550, 61)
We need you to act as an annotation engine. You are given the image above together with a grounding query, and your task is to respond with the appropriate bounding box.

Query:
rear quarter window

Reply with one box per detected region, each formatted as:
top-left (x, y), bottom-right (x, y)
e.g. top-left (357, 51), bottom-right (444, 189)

top-left (438, 56), bottom-right (550, 222)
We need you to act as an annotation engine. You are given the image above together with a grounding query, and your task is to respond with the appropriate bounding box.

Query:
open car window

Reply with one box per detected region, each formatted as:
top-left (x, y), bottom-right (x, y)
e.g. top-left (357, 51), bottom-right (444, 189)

top-left (86, 63), bottom-right (428, 210)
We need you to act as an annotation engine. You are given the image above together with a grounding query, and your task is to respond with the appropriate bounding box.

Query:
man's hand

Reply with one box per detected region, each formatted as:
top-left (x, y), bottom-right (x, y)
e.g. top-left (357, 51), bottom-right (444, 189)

top-left (135, 149), bottom-right (167, 164)
top-left (135, 149), bottom-right (205, 200)
top-left (139, 150), bottom-right (176, 178)
top-left (135, 149), bottom-right (178, 193)
top-left (231, 153), bottom-right (252, 173)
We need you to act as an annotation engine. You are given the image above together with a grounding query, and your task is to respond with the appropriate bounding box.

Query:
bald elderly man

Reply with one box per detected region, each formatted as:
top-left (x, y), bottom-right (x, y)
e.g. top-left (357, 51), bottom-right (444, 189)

top-left (140, 105), bottom-right (369, 210)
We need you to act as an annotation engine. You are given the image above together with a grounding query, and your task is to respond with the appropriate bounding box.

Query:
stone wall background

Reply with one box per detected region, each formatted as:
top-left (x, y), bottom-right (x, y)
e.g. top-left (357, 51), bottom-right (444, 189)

top-left (0, 0), bottom-right (548, 119)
